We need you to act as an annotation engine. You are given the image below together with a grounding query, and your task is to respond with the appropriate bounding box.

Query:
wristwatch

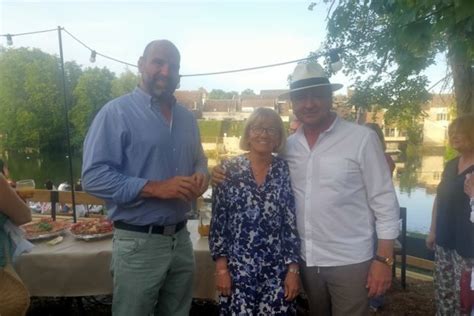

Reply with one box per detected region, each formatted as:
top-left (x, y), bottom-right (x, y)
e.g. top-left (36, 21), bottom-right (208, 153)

top-left (373, 255), bottom-right (394, 267)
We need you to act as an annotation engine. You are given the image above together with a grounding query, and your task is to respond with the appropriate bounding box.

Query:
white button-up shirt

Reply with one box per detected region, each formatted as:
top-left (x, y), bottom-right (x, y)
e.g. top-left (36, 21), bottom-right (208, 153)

top-left (282, 116), bottom-right (399, 267)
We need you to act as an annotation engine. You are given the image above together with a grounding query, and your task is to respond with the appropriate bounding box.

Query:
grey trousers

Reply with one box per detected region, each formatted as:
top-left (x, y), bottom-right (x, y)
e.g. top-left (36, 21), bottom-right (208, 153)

top-left (301, 260), bottom-right (371, 316)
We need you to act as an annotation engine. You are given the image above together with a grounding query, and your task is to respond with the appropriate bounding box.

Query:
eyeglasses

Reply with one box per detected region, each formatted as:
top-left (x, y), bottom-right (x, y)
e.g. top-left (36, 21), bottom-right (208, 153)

top-left (250, 126), bottom-right (278, 136)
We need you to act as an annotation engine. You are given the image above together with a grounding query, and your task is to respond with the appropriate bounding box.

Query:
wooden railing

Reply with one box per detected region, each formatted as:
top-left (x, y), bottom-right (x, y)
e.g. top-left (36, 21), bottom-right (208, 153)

top-left (28, 190), bottom-right (436, 274)
top-left (29, 189), bottom-right (105, 221)
top-left (30, 189), bottom-right (104, 205)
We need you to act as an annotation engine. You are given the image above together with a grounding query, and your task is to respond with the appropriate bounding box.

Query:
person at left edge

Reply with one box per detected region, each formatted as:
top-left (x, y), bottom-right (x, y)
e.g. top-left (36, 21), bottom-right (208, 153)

top-left (82, 40), bottom-right (209, 316)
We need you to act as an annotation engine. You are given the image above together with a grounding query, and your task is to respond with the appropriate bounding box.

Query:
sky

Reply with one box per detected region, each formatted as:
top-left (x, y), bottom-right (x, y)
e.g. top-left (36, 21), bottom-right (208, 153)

top-left (0, 0), bottom-right (449, 95)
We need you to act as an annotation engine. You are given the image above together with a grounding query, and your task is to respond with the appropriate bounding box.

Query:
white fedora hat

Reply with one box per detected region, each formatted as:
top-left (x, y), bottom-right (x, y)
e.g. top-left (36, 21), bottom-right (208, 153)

top-left (279, 61), bottom-right (343, 99)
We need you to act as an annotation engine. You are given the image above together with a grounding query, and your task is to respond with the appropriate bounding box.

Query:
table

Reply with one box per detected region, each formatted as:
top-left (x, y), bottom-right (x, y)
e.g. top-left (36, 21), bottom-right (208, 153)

top-left (15, 220), bottom-right (217, 299)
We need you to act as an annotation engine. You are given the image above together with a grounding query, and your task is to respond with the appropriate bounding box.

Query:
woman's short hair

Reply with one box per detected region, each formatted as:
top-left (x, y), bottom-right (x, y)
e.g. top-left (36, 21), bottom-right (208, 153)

top-left (448, 114), bottom-right (474, 149)
top-left (239, 108), bottom-right (286, 153)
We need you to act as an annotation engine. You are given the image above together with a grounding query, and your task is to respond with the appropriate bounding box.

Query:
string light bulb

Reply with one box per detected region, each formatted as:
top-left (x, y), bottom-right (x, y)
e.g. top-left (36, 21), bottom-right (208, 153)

top-left (89, 50), bottom-right (96, 63)
top-left (6, 34), bottom-right (13, 46)
top-left (329, 49), bottom-right (343, 73)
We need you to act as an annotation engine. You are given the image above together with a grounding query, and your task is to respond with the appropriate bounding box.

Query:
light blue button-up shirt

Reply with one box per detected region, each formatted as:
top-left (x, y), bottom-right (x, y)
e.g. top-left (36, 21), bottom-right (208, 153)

top-left (82, 87), bottom-right (208, 226)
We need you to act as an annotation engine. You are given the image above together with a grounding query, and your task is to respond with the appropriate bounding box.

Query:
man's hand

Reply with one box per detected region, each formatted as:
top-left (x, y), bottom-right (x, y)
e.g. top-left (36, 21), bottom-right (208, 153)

top-left (192, 172), bottom-right (209, 196)
top-left (141, 176), bottom-right (200, 202)
top-left (366, 260), bottom-right (392, 298)
top-left (211, 165), bottom-right (226, 186)
top-left (284, 269), bottom-right (301, 301)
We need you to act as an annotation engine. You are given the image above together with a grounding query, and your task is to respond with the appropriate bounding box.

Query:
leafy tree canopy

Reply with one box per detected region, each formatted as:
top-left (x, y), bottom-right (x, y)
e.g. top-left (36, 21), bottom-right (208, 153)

top-left (315, 0), bottom-right (474, 118)
top-left (111, 69), bottom-right (139, 98)
top-left (70, 67), bottom-right (115, 148)
top-left (0, 48), bottom-right (65, 151)
top-left (241, 88), bottom-right (256, 97)
top-left (208, 89), bottom-right (239, 99)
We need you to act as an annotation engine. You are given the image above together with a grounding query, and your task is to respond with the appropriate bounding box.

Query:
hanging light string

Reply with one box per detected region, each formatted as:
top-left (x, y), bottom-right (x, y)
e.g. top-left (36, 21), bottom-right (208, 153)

top-left (62, 28), bottom-right (322, 76)
top-left (0, 28), bottom-right (57, 37)
top-left (181, 57), bottom-right (314, 77)
top-left (1, 26), bottom-right (337, 77)
top-left (61, 28), bottom-right (137, 67)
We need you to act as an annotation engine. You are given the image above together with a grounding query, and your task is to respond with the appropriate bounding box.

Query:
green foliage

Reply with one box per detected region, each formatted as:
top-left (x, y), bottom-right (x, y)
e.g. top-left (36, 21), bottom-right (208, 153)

top-left (70, 67), bottom-right (115, 149)
top-left (197, 119), bottom-right (245, 139)
top-left (241, 89), bottom-right (256, 97)
top-left (198, 120), bottom-right (222, 139)
top-left (111, 70), bottom-right (139, 98)
top-left (444, 144), bottom-right (458, 161)
top-left (225, 120), bottom-right (245, 137)
top-left (320, 0), bottom-right (474, 117)
top-left (0, 48), bottom-right (65, 152)
top-left (208, 89), bottom-right (238, 99)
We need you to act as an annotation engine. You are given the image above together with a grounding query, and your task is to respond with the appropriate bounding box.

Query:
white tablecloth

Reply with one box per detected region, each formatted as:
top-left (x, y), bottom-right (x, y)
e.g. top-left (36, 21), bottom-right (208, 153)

top-left (15, 220), bottom-right (216, 298)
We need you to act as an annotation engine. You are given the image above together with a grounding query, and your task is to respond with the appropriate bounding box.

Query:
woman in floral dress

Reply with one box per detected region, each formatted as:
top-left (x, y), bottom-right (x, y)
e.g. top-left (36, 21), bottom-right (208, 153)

top-left (209, 108), bottom-right (301, 315)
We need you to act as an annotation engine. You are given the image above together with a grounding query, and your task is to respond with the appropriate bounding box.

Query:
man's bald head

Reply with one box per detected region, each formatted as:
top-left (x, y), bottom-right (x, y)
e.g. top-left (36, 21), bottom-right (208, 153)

top-left (142, 40), bottom-right (180, 63)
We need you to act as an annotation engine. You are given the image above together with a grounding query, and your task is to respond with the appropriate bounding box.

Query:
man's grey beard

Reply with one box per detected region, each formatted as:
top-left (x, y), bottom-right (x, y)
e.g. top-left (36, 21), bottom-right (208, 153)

top-left (146, 79), bottom-right (176, 101)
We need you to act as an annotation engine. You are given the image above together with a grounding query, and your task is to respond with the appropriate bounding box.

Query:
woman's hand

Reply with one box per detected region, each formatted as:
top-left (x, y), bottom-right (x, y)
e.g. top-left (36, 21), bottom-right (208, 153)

top-left (284, 267), bottom-right (301, 301)
top-left (426, 231), bottom-right (435, 250)
top-left (215, 270), bottom-right (232, 296)
top-left (211, 165), bottom-right (226, 187)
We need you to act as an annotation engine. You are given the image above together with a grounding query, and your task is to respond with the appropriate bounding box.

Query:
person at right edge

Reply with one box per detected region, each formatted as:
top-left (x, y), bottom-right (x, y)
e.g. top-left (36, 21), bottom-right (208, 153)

top-left (426, 114), bottom-right (474, 315)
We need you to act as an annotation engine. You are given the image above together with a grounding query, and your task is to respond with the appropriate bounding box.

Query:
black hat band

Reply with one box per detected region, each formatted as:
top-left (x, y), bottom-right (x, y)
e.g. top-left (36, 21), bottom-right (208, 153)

top-left (290, 77), bottom-right (330, 90)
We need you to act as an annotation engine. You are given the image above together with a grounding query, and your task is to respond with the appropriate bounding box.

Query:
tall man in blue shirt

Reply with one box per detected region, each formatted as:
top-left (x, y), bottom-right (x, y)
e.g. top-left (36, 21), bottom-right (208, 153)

top-left (82, 40), bottom-right (209, 316)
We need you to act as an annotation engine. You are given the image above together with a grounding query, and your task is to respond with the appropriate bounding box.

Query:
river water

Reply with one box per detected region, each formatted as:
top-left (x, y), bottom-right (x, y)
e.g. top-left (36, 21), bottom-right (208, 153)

top-left (4, 148), bottom-right (445, 235)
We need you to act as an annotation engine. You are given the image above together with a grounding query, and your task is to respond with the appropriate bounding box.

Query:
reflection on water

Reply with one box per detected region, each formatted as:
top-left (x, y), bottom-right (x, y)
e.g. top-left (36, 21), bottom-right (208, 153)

top-left (393, 146), bottom-right (447, 234)
top-left (5, 152), bottom-right (82, 190)
top-left (4, 146), bottom-right (449, 234)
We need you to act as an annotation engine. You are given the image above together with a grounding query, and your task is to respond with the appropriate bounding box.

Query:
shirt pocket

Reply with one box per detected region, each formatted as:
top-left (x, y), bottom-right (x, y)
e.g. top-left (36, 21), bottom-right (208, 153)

top-left (319, 157), bottom-right (359, 188)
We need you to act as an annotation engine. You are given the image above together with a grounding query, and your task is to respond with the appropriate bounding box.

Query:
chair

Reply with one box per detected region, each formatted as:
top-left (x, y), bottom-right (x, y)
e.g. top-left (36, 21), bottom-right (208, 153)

top-left (392, 207), bottom-right (407, 289)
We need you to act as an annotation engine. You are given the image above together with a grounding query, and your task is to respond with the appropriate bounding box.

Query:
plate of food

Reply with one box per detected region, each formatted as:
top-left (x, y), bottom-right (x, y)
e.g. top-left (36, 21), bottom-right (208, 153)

top-left (22, 218), bottom-right (70, 241)
top-left (69, 218), bottom-right (114, 241)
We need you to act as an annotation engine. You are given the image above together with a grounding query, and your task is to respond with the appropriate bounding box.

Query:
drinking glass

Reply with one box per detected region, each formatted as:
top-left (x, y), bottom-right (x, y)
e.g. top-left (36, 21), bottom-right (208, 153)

top-left (16, 179), bottom-right (36, 200)
top-left (198, 209), bottom-right (211, 237)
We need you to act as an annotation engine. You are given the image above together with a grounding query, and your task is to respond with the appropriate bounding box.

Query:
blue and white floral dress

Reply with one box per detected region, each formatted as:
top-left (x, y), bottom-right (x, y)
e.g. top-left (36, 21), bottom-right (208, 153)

top-left (210, 155), bottom-right (301, 315)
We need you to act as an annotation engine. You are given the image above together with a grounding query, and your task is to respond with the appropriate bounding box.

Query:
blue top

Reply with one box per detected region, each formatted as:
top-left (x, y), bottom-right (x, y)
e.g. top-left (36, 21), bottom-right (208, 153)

top-left (210, 155), bottom-right (301, 267)
top-left (82, 87), bottom-right (208, 226)
top-left (0, 213), bottom-right (11, 268)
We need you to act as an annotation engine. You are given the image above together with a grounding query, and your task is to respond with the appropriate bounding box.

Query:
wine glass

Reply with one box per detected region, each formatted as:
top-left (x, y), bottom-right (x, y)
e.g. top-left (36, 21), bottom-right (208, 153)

top-left (16, 179), bottom-right (36, 200)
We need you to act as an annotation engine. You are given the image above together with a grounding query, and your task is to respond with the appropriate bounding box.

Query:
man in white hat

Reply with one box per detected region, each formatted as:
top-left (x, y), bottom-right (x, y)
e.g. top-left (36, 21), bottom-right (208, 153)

top-left (212, 61), bottom-right (399, 315)
top-left (281, 61), bottom-right (399, 315)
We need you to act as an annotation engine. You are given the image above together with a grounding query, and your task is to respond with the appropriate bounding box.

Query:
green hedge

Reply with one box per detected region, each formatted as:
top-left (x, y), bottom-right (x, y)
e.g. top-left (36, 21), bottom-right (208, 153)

top-left (198, 120), bottom-right (246, 138)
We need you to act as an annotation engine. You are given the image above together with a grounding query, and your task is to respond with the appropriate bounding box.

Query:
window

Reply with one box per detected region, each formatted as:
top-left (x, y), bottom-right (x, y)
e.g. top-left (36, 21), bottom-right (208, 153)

top-left (436, 113), bottom-right (447, 121)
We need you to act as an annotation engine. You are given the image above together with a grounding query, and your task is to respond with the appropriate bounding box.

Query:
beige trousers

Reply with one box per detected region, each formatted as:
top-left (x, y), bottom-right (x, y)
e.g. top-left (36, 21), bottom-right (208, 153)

top-left (301, 260), bottom-right (371, 316)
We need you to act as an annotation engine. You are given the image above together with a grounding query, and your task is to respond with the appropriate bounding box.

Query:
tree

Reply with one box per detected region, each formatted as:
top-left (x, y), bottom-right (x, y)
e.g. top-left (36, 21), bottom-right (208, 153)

top-left (111, 69), bottom-right (139, 98)
top-left (64, 61), bottom-right (83, 108)
top-left (241, 89), bottom-right (256, 97)
top-left (208, 89), bottom-right (239, 99)
top-left (70, 67), bottom-right (115, 149)
top-left (0, 48), bottom-right (66, 152)
top-left (315, 0), bottom-right (474, 116)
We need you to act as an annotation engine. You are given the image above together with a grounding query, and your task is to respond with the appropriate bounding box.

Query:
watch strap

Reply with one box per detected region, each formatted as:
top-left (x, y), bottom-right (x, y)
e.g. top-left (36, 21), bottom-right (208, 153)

top-left (374, 255), bottom-right (393, 266)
